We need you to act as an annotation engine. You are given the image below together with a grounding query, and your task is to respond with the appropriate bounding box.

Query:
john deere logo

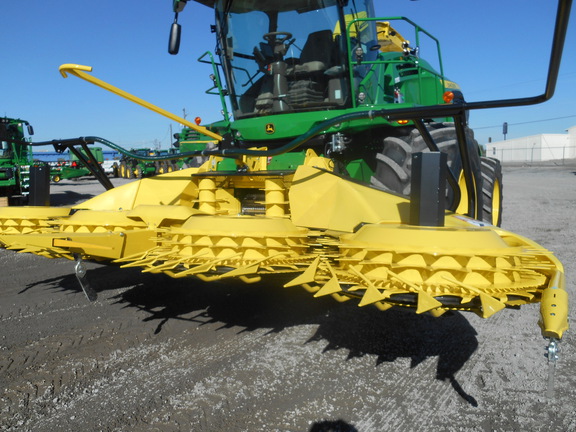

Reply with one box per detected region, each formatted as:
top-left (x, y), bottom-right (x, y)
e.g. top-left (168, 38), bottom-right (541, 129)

top-left (265, 123), bottom-right (275, 134)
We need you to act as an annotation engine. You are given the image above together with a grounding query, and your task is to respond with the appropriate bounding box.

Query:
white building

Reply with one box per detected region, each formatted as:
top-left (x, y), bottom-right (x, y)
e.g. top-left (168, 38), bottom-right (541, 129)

top-left (484, 125), bottom-right (576, 163)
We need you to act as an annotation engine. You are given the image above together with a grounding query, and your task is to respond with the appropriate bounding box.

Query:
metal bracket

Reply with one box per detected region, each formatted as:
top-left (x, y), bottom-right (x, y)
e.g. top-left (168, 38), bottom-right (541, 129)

top-left (545, 338), bottom-right (560, 399)
top-left (73, 253), bottom-right (98, 301)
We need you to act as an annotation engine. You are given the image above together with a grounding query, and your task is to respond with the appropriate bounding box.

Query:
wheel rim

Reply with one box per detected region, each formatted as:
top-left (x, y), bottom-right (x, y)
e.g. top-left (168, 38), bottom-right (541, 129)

top-left (491, 177), bottom-right (502, 226)
top-left (455, 170), bottom-right (478, 218)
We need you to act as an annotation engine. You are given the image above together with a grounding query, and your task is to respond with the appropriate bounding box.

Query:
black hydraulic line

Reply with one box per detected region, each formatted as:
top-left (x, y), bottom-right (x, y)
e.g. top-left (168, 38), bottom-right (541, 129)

top-left (69, 143), bottom-right (115, 190)
top-left (33, 136), bottom-right (199, 161)
top-left (413, 119), bottom-right (461, 212)
top-left (460, 0), bottom-right (572, 110)
top-left (31, 137), bottom-right (115, 190)
top-left (453, 114), bottom-right (478, 219)
top-left (545, 0), bottom-right (573, 100)
top-left (31, 110), bottom-right (387, 161)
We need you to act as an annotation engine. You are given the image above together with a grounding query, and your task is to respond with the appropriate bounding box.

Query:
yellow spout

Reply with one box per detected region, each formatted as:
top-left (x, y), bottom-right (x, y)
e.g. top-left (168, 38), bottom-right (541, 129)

top-left (59, 63), bottom-right (222, 142)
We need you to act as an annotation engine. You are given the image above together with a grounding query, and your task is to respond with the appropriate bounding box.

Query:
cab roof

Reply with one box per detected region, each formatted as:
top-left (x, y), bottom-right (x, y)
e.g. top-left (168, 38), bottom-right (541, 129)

top-left (194, 0), bottom-right (214, 7)
top-left (193, 0), bottom-right (341, 12)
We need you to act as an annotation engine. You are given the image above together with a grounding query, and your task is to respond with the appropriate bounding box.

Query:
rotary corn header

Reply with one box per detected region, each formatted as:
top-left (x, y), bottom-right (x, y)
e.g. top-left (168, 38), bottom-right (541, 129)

top-left (1, 0), bottom-right (571, 366)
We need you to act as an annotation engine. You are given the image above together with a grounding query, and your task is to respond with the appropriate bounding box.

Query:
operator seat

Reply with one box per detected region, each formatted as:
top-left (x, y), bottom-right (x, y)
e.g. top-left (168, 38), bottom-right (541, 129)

top-left (287, 29), bottom-right (334, 76)
top-left (285, 30), bottom-right (335, 109)
top-left (252, 30), bottom-right (336, 113)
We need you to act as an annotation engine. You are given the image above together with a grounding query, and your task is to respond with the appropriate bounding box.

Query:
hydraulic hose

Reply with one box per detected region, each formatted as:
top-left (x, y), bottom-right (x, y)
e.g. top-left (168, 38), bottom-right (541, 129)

top-left (32, 108), bottom-right (390, 161)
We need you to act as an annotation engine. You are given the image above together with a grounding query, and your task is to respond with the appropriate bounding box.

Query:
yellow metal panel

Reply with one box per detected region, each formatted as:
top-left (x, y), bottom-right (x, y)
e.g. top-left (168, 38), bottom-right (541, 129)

top-left (75, 168), bottom-right (200, 211)
top-left (126, 205), bottom-right (201, 227)
top-left (0, 207), bottom-right (71, 219)
top-left (290, 165), bottom-right (409, 232)
top-left (61, 209), bottom-right (146, 229)
top-left (342, 223), bottom-right (510, 253)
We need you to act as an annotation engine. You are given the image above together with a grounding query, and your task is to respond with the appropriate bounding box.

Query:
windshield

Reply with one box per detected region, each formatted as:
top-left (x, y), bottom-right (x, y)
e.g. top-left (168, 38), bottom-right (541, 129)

top-left (0, 141), bottom-right (11, 158)
top-left (216, 0), bottom-right (366, 119)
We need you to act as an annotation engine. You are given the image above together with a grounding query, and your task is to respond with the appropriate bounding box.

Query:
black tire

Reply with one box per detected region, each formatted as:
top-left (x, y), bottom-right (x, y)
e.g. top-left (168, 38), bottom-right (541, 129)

top-left (134, 165), bottom-right (143, 179)
top-left (154, 161), bottom-right (163, 175)
top-left (480, 157), bottom-right (503, 226)
top-left (371, 122), bottom-right (482, 213)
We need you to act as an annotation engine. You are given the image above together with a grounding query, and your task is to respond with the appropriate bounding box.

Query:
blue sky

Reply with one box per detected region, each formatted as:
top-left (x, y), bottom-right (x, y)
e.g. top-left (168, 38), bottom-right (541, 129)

top-left (2, 0), bottom-right (575, 148)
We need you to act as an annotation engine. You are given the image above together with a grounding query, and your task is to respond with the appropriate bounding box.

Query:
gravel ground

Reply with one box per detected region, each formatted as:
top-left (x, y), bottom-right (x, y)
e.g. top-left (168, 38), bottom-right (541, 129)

top-left (1, 164), bottom-right (575, 432)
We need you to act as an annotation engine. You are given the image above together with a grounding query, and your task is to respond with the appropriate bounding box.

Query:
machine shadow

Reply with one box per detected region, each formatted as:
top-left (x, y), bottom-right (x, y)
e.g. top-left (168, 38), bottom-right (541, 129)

top-left (114, 270), bottom-right (479, 405)
top-left (307, 298), bottom-right (478, 406)
top-left (309, 419), bottom-right (358, 432)
top-left (49, 190), bottom-right (95, 207)
top-left (29, 263), bottom-right (479, 405)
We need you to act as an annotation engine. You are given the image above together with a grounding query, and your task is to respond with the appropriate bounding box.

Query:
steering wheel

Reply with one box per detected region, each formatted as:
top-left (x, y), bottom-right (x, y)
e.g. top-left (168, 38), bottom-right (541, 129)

top-left (263, 32), bottom-right (293, 44)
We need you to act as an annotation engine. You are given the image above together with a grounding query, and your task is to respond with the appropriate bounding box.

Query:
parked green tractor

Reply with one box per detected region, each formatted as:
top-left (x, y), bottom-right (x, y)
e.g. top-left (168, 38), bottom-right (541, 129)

top-left (154, 148), bottom-right (181, 173)
top-left (118, 148), bottom-right (160, 178)
top-left (52, 147), bottom-right (105, 182)
top-left (0, 117), bottom-right (36, 205)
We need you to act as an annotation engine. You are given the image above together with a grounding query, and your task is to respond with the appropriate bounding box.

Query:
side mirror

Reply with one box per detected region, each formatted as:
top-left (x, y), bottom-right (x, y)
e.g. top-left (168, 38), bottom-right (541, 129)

top-left (169, 20), bottom-right (181, 55)
top-left (27, 125), bottom-right (34, 136)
